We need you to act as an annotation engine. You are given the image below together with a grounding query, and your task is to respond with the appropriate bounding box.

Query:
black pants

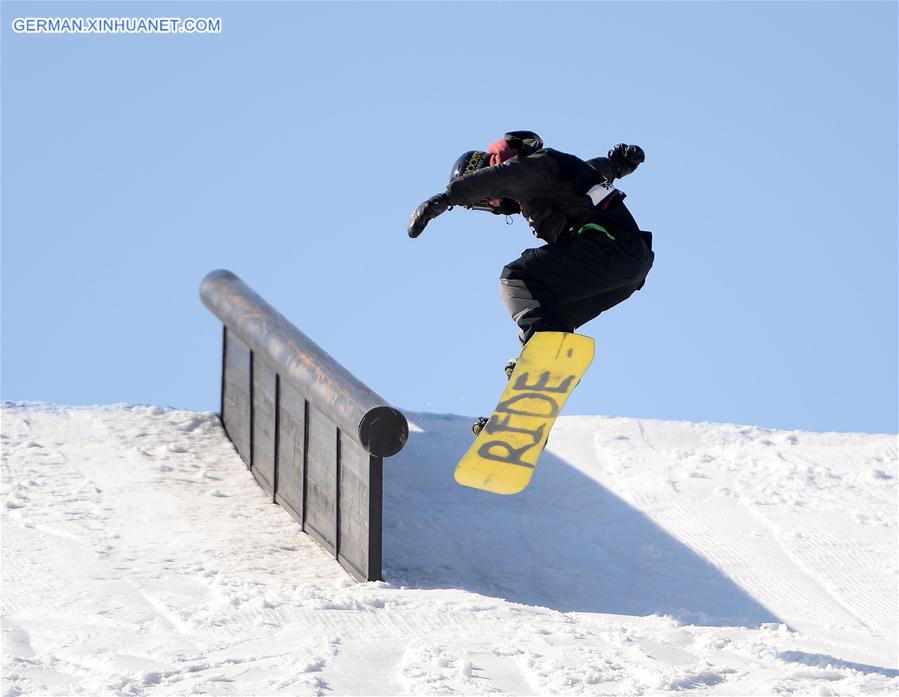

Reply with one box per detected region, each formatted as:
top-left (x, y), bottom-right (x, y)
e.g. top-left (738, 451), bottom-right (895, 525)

top-left (499, 224), bottom-right (654, 345)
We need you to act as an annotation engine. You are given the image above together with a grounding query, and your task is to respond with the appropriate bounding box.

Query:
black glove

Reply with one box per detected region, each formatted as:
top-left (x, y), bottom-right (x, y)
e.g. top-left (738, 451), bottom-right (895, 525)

top-left (608, 144), bottom-right (645, 179)
top-left (408, 193), bottom-right (450, 238)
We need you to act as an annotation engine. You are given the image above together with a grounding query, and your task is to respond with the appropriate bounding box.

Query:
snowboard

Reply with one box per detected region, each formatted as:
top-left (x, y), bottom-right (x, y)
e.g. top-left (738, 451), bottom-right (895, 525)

top-left (454, 332), bottom-right (595, 495)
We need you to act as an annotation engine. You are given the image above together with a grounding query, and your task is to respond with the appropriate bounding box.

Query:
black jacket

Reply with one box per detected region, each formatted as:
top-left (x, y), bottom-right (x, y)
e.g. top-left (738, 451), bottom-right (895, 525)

top-left (445, 148), bottom-right (636, 244)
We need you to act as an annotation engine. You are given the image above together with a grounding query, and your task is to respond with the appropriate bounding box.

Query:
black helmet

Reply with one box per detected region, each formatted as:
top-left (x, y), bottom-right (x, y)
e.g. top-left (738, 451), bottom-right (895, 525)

top-left (450, 150), bottom-right (494, 212)
top-left (450, 150), bottom-right (489, 181)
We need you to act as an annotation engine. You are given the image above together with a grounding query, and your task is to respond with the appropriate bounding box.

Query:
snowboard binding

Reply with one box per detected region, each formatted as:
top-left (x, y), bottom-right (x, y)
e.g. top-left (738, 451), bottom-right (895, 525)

top-left (472, 360), bottom-right (517, 436)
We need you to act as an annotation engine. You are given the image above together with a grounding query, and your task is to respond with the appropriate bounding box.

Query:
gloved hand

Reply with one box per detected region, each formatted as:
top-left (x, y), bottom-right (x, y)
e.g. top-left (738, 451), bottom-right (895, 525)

top-left (407, 193), bottom-right (450, 238)
top-left (608, 144), bottom-right (645, 179)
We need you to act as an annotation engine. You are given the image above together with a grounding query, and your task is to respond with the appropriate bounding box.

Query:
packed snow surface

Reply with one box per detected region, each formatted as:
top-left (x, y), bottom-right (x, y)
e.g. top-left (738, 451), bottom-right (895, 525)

top-left (2, 403), bottom-right (896, 696)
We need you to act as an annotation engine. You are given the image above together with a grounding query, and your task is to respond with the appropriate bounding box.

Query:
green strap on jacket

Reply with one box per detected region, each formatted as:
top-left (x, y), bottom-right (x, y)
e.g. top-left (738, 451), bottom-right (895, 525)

top-left (577, 222), bottom-right (616, 241)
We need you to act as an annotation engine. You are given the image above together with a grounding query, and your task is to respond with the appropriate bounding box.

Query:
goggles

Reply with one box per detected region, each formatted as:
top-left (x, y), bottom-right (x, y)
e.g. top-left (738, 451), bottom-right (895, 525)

top-left (466, 200), bottom-right (497, 213)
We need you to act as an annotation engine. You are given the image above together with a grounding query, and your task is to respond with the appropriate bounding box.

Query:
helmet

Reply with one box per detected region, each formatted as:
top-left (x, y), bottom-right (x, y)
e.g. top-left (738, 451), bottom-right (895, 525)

top-left (450, 150), bottom-right (489, 181)
top-left (449, 150), bottom-right (494, 212)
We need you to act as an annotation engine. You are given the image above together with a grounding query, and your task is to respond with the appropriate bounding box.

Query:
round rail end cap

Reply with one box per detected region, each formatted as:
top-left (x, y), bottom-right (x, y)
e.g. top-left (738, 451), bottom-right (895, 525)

top-left (359, 406), bottom-right (409, 458)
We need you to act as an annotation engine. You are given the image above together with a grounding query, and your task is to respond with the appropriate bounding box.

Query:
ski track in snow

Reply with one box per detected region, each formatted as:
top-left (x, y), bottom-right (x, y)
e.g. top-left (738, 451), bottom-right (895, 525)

top-left (1, 403), bottom-right (896, 696)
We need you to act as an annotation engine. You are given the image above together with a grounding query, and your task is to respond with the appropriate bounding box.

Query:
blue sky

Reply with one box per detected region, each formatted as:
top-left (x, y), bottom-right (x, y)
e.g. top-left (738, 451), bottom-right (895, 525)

top-left (2, 1), bottom-right (896, 434)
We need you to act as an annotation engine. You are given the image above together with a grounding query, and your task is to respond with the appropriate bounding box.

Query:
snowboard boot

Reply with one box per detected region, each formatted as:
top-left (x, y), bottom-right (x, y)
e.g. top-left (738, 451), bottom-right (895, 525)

top-left (472, 360), bottom-right (519, 436)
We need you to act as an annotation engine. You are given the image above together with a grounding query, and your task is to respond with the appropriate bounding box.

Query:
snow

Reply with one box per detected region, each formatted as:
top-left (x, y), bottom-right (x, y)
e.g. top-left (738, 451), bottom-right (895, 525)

top-left (1, 402), bottom-right (896, 696)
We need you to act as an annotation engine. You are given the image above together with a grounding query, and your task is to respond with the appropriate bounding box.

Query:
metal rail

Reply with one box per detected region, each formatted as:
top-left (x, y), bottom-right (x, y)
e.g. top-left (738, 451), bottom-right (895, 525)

top-left (200, 269), bottom-right (408, 457)
top-left (200, 269), bottom-right (408, 581)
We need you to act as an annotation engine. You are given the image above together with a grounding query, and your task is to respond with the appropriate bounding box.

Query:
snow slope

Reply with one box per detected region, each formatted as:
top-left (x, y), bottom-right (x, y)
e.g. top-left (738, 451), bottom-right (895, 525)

top-left (2, 403), bottom-right (896, 696)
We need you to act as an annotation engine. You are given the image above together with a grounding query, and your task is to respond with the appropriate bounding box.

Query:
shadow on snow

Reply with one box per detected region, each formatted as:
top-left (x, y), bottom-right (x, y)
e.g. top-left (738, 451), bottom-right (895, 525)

top-left (383, 412), bottom-right (780, 628)
top-left (778, 651), bottom-right (899, 678)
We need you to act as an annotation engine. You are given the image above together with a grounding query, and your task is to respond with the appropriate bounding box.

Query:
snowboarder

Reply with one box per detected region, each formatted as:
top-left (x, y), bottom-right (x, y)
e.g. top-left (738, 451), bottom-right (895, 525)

top-left (407, 131), bottom-right (654, 349)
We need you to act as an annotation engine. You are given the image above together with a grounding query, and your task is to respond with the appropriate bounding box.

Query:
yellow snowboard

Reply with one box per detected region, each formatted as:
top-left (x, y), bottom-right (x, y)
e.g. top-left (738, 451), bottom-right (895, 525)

top-left (455, 332), bottom-right (595, 495)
